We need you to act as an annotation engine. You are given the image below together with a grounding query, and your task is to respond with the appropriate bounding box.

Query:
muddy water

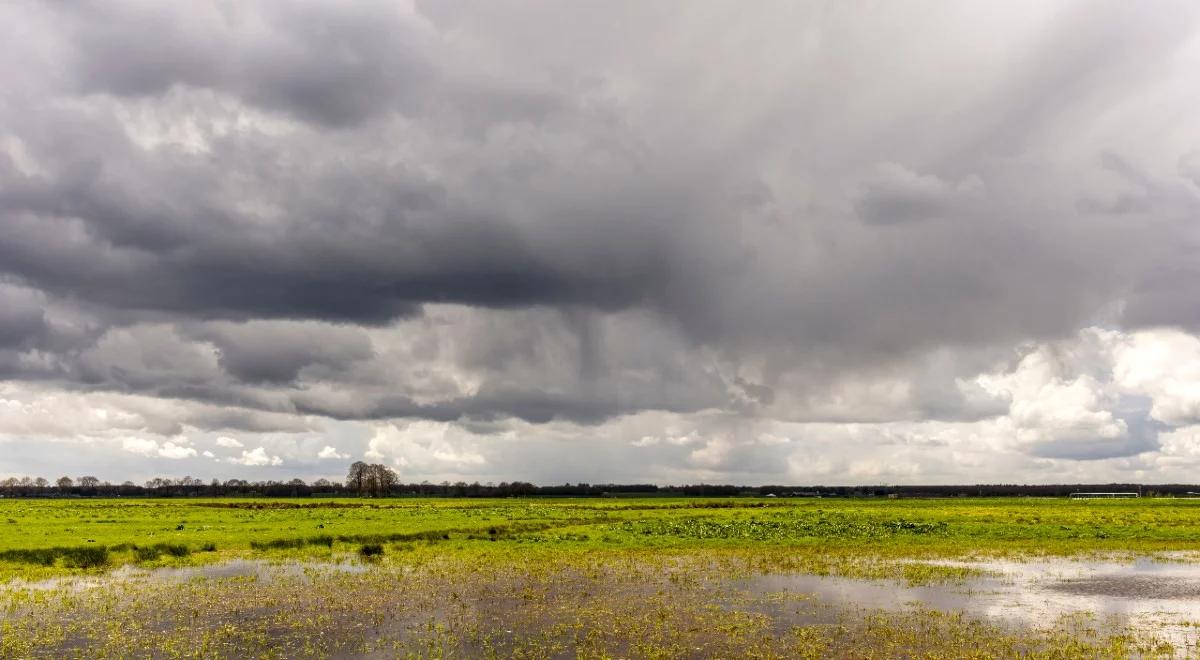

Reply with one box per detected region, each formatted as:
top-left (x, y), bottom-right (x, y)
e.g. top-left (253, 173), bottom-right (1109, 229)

top-left (740, 555), bottom-right (1200, 651)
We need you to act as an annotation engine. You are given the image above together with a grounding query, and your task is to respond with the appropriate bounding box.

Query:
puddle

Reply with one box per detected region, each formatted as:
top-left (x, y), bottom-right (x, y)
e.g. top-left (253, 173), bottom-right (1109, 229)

top-left (1051, 576), bottom-right (1200, 599)
top-left (0, 558), bottom-right (367, 593)
top-left (740, 555), bottom-right (1200, 651)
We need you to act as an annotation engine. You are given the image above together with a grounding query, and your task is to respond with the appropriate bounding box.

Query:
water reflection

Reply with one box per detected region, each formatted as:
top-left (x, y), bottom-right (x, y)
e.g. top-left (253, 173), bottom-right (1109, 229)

top-left (1, 558), bottom-right (366, 593)
top-left (741, 555), bottom-right (1200, 650)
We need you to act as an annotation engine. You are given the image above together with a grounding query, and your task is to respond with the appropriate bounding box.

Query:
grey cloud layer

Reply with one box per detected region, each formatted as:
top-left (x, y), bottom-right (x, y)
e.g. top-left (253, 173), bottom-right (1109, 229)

top-left (3, 1), bottom-right (1200, 475)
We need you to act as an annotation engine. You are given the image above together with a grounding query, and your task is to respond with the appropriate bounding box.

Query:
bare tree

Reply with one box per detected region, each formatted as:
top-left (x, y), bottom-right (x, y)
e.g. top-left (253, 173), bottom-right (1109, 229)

top-left (77, 476), bottom-right (100, 488)
top-left (347, 462), bottom-right (397, 497)
top-left (346, 461), bottom-right (368, 495)
top-left (56, 476), bottom-right (73, 490)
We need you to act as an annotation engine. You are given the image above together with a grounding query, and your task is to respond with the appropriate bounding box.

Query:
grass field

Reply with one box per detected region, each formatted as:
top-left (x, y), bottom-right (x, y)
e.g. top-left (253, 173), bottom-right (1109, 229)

top-left (3, 496), bottom-right (1200, 657)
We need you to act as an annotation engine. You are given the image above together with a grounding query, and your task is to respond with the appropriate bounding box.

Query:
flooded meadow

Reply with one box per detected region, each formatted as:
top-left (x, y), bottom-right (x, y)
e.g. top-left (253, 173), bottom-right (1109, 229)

top-left (4, 497), bottom-right (1200, 657)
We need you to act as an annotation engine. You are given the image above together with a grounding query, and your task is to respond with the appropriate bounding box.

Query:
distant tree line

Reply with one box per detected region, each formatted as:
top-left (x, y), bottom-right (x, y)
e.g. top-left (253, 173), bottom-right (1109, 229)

top-left (0, 475), bottom-right (1190, 499)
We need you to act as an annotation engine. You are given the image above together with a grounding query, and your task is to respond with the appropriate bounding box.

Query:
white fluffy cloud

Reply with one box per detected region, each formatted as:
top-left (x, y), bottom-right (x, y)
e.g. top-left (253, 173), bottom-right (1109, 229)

top-left (229, 447), bottom-right (282, 467)
top-left (1112, 329), bottom-right (1200, 426)
top-left (317, 445), bottom-right (349, 460)
top-left (120, 437), bottom-right (158, 456)
top-left (157, 441), bottom-right (198, 460)
top-left (120, 437), bottom-right (197, 460)
top-left (215, 436), bottom-right (244, 448)
top-left (366, 421), bottom-right (488, 474)
top-left (975, 339), bottom-right (1131, 458)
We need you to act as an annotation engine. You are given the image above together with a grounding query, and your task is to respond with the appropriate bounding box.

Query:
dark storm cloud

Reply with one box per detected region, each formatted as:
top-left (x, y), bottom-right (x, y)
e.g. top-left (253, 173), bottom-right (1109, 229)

top-left (64, 0), bottom-right (435, 128)
top-left (0, 116), bottom-right (661, 325)
top-left (194, 321), bottom-right (375, 384)
top-left (294, 383), bottom-right (718, 426)
top-left (0, 285), bottom-right (46, 349)
top-left (3, 0), bottom-right (1191, 349)
top-left (1, 0), bottom-right (1200, 471)
top-left (853, 164), bottom-right (982, 226)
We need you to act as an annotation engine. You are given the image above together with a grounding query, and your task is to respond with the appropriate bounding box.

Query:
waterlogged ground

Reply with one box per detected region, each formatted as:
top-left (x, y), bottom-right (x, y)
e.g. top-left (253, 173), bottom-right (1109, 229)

top-left (4, 552), bottom-right (1193, 658)
top-left (3, 497), bottom-right (1200, 657)
top-left (744, 555), bottom-right (1200, 654)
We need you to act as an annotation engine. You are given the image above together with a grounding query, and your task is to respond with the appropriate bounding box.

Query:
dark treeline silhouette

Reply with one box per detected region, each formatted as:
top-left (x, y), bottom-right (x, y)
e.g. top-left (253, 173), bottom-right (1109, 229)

top-left (0, 472), bottom-right (1194, 499)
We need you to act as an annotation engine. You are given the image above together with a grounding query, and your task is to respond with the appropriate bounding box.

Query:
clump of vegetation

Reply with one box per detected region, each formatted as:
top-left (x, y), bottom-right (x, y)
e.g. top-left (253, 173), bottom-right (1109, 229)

top-left (132, 543), bottom-right (191, 562)
top-left (357, 543), bottom-right (384, 558)
top-left (0, 545), bottom-right (109, 568)
top-left (60, 546), bottom-right (109, 568)
top-left (249, 534), bottom-right (333, 551)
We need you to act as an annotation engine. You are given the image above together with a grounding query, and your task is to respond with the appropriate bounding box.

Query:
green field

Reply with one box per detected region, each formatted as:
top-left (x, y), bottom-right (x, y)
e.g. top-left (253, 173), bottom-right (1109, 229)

top-left (2, 497), bottom-right (1199, 657)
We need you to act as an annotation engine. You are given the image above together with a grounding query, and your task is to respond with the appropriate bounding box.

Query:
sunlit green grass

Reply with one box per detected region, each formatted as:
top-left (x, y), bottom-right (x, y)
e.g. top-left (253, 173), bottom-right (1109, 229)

top-left (4, 496), bottom-right (1200, 581)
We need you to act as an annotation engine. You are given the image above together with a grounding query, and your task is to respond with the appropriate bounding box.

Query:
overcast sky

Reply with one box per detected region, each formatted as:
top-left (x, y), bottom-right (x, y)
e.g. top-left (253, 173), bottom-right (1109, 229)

top-left (3, 1), bottom-right (1200, 485)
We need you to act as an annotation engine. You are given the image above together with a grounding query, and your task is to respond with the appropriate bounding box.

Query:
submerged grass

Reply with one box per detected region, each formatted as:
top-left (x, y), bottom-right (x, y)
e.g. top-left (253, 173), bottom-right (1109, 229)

top-left (0, 549), bottom-right (1180, 659)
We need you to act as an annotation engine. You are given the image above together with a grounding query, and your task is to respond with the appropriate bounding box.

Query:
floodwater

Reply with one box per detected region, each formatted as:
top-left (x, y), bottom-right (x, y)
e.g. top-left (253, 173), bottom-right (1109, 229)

top-left (2, 558), bottom-right (367, 592)
top-left (8, 554), bottom-right (1200, 653)
top-left (740, 554), bottom-right (1200, 651)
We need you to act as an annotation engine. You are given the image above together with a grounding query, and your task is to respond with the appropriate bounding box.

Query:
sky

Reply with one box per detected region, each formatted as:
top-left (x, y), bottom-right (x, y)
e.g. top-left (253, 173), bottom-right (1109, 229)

top-left (3, 1), bottom-right (1200, 485)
